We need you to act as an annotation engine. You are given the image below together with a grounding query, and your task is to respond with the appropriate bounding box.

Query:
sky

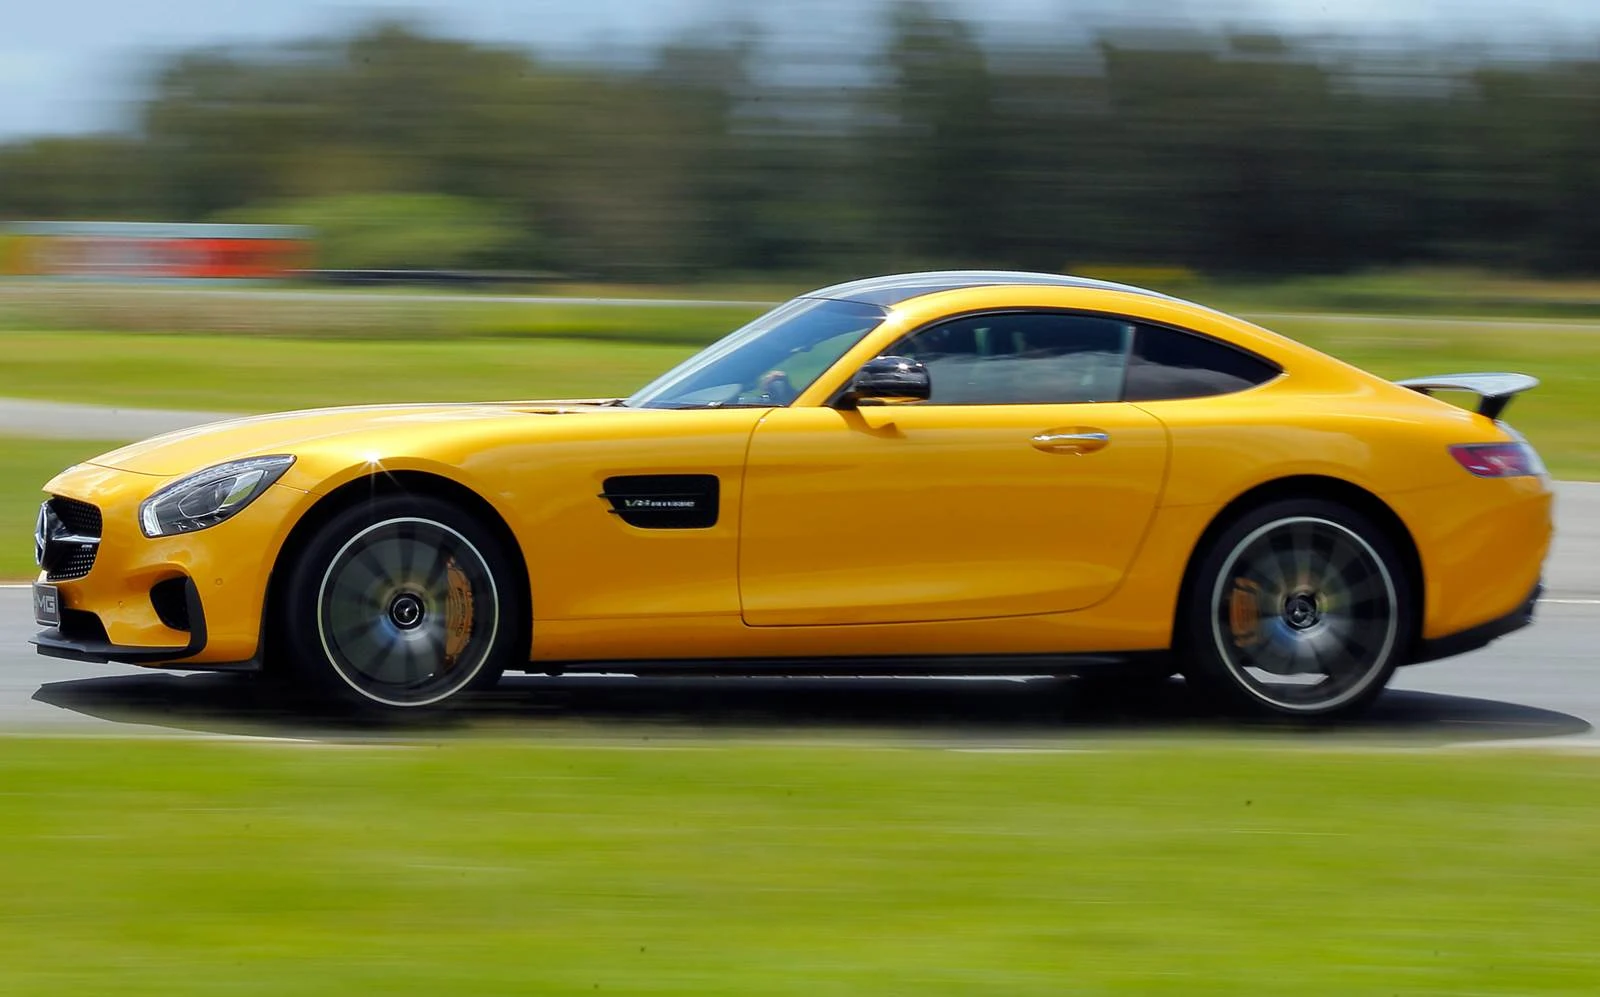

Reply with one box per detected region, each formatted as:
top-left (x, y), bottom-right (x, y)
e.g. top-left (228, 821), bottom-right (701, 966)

top-left (3, 0), bottom-right (1600, 140)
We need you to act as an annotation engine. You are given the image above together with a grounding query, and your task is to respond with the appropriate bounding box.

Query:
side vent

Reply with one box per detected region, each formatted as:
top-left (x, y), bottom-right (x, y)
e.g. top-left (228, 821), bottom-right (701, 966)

top-left (600, 474), bottom-right (719, 529)
top-left (150, 578), bottom-right (193, 632)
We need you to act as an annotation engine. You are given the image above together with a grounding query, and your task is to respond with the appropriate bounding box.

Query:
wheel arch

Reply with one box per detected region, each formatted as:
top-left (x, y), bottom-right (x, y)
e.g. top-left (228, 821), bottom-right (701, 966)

top-left (1172, 474), bottom-right (1426, 660)
top-left (263, 471), bottom-right (534, 668)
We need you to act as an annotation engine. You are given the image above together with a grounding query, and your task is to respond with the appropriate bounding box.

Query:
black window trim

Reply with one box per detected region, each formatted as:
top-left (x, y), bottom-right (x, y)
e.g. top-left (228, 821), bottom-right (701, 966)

top-left (825, 306), bottom-right (1284, 408)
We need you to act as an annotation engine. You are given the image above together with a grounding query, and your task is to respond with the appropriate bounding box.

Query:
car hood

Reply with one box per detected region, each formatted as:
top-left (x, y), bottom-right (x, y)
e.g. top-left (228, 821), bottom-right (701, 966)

top-left (84, 399), bottom-right (630, 477)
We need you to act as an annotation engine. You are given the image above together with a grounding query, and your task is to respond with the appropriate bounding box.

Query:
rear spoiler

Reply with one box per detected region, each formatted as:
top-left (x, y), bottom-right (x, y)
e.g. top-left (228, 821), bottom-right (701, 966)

top-left (1394, 372), bottom-right (1538, 421)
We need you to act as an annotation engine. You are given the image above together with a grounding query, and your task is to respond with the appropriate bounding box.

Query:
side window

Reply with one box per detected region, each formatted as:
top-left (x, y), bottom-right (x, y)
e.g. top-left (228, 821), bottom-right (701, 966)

top-left (1123, 324), bottom-right (1280, 402)
top-left (894, 312), bottom-right (1133, 405)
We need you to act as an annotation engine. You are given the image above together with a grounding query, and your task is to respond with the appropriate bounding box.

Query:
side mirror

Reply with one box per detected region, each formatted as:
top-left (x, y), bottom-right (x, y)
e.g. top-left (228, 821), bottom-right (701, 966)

top-left (839, 355), bottom-right (931, 408)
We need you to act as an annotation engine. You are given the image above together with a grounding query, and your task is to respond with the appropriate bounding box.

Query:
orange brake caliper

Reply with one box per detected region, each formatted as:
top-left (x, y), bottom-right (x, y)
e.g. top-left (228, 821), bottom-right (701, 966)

top-left (443, 558), bottom-right (475, 670)
top-left (1228, 577), bottom-right (1263, 648)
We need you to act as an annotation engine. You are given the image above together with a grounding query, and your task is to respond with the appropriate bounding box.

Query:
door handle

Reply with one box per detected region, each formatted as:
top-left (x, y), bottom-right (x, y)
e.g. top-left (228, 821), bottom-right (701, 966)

top-left (1031, 429), bottom-right (1109, 454)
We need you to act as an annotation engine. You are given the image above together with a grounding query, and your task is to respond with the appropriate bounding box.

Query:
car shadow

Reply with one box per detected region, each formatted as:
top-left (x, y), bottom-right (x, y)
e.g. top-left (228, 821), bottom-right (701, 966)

top-left (29, 670), bottom-right (1595, 747)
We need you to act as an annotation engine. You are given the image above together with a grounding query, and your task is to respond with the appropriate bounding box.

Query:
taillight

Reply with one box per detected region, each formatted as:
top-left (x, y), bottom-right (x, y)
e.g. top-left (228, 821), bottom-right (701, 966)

top-left (1448, 442), bottom-right (1540, 478)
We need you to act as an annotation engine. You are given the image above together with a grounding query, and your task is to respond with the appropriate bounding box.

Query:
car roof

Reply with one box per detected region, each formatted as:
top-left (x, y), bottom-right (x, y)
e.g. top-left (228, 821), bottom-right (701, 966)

top-left (800, 270), bottom-right (1191, 308)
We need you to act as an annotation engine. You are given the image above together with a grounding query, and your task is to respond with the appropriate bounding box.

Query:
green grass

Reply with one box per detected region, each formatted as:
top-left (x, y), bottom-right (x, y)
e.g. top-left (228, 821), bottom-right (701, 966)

top-left (0, 282), bottom-right (769, 343)
top-left (0, 738), bottom-right (1597, 995)
top-left (7, 269), bottom-right (1600, 333)
top-left (1203, 267), bottom-right (1600, 320)
top-left (0, 437), bottom-right (124, 579)
top-left (0, 331), bottom-right (698, 413)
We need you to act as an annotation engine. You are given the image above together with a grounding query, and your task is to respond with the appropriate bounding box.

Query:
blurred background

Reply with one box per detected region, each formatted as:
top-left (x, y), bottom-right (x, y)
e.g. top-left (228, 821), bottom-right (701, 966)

top-left (4, 0), bottom-right (1600, 283)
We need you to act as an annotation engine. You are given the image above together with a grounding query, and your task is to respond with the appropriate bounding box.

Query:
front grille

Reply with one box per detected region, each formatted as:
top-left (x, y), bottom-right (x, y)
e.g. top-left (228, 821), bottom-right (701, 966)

top-left (49, 547), bottom-right (99, 582)
top-left (51, 498), bottom-right (102, 537)
top-left (43, 496), bottom-right (103, 581)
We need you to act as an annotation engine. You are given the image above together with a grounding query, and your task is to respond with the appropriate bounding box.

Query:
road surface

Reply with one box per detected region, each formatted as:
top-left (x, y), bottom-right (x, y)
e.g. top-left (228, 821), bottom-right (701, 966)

top-left (0, 588), bottom-right (1594, 746)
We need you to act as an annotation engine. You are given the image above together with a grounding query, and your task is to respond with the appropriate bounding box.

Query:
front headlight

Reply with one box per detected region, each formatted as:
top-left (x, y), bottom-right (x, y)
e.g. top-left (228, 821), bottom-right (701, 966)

top-left (139, 455), bottom-right (295, 538)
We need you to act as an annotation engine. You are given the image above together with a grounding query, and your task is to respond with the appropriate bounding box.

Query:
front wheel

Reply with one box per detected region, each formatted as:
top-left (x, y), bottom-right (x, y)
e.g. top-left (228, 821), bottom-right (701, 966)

top-left (276, 495), bottom-right (519, 710)
top-left (1179, 498), bottom-right (1414, 720)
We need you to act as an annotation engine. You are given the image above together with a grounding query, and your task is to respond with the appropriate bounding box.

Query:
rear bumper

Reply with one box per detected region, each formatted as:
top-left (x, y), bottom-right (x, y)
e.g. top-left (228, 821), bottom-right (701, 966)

top-left (1390, 475), bottom-right (1551, 642)
top-left (1408, 580), bottom-right (1541, 665)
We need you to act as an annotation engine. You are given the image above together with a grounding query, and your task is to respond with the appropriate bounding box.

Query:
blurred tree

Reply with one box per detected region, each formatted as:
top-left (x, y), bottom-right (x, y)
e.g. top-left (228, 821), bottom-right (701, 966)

top-left (3, 14), bottom-right (1600, 278)
top-left (872, 1), bottom-right (1003, 265)
top-left (0, 136), bottom-right (154, 220)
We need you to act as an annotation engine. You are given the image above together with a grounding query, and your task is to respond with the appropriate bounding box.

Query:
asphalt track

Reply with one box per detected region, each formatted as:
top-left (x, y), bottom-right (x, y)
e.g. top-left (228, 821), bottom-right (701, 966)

top-left (0, 397), bottom-right (235, 440)
top-left (3, 482), bottom-right (1597, 746)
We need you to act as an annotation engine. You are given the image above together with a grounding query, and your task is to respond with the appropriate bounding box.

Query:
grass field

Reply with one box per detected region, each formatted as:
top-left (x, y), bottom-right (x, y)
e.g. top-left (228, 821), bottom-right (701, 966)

top-left (1204, 268), bottom-right (1600, 319)
top-left (0, 737), bottom-right (1595, 996)
top-left (4, 269), bottom-right (1600, 337)
top-left (0, 281), bottom-right (767, 344)
top-left (0, 331), bottom-right (697, 413)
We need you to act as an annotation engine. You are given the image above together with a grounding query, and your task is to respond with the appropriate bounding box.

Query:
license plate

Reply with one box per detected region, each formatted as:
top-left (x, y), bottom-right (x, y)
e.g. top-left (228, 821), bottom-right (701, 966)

top-left (32, 583), bottom-right (60, 627)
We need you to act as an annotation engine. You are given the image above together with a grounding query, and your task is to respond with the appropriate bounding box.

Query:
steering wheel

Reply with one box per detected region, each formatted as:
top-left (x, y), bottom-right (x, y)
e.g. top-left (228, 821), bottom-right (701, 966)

top-left (755, 369), bottom-right (797, 405)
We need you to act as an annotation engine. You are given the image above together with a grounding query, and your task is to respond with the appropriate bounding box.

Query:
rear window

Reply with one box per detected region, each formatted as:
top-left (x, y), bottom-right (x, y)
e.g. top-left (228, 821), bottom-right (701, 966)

top-left (1123, 324), bottom-right (1279, 402)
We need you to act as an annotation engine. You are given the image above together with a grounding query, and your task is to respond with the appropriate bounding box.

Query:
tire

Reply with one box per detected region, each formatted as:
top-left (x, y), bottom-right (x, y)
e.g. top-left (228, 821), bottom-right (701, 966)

top-left (275, 495), bottom-right (520, 711)
top-left (1178, 498), bottom-right (1414, 720)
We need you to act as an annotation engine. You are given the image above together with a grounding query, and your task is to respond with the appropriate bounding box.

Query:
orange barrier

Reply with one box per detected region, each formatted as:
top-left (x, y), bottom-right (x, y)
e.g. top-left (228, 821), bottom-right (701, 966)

top-left (1, 222), bottom-right (313, 280)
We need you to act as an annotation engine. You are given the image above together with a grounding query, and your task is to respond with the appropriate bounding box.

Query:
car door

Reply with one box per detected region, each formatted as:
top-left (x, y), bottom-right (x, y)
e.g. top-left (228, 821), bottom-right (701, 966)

top-left (738, 310), bottom-right (1171, 627)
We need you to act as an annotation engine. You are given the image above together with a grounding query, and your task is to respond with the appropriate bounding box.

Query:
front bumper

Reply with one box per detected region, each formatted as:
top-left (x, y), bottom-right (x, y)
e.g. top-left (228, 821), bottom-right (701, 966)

top-left (1409, 580), bottom-right (1542, 665)
top-left (27, 463), bottom-right (308, 667)
top-left (31, 576), bottom-right (209, 665)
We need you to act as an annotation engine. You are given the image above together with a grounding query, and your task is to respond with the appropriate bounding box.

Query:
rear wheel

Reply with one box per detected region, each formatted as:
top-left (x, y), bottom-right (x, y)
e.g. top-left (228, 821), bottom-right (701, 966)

top-left (277, 495), bottom-right (518, 710)
top-left (1180, 498), bottom-right (1413, 719)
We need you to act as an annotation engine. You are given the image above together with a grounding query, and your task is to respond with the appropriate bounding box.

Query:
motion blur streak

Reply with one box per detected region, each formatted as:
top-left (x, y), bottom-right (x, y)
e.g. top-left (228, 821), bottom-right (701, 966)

top-left (3, 5), bottom-right (1600, 280)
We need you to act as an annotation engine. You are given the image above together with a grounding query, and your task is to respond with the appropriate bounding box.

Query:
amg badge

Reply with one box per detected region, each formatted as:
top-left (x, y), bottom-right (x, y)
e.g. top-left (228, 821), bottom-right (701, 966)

top-left (33, 583), bottom-right (60, 627)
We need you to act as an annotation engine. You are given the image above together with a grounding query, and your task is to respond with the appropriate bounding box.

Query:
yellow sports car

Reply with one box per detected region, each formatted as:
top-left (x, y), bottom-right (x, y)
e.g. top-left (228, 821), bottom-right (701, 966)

top-left (30, 271), bottom-right (1552, 718)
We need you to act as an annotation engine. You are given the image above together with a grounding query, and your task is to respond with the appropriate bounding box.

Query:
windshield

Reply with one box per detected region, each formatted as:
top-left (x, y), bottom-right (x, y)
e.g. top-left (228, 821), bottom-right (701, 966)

top-left (626, 297), bottom-right (888, 409)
